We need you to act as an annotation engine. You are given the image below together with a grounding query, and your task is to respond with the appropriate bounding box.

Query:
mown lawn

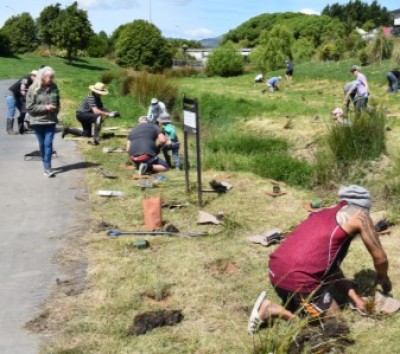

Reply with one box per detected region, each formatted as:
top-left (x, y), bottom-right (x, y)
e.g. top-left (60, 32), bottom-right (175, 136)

top-left (2, 55), bottom-right (400, 353)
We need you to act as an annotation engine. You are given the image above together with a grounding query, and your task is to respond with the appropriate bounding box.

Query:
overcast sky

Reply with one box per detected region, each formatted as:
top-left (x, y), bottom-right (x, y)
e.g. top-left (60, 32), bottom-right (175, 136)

top-left (1, 0), bottom-right (399, 39)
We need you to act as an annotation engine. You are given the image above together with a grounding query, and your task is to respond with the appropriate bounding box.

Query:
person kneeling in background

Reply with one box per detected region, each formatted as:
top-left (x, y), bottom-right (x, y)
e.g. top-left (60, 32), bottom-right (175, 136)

top-left (158, 113), bottom-right (181, 170)
top-left (386, 70), bottom-right (399, 93)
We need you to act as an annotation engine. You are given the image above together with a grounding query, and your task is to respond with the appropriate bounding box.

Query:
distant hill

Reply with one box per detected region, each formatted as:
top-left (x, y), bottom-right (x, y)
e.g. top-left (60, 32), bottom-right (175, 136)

top-left (199, 36), bottom-right (222, 48)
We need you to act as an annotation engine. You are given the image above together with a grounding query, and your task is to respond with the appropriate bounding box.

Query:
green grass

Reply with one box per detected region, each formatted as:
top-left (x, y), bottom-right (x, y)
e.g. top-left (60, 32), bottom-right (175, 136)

top-left (3, 55), bottom-right (400, 354)
top-left (0, 55), bottom-right (145, 127)
top-left (204, 133), bottom-right (314, 187)
top-left (327, 106), bottom-right (386, 165)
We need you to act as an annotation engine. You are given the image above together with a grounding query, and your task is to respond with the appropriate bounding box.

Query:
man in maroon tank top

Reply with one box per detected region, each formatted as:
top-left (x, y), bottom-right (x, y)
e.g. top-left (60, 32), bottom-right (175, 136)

top-left (248, 185), bottom-right (392, 334)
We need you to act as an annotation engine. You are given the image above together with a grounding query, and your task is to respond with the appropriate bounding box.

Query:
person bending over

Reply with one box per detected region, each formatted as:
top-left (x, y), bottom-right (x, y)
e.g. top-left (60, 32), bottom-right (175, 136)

top-left (248, 185), bottom-right (391, 334)
top-left (126, 116), bottom-right (169, 175)
top-left (386, 70), bottom-right (400, 93)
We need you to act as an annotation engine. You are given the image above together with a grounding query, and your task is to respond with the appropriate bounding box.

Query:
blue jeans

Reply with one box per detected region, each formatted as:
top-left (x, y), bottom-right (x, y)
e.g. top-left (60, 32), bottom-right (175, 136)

top-left (387, 72), bottom-right (399, 93)
top-left (6, 94), bottom-right (23, 121)
top-left (354, 95), bottom-right (368, 112)
top-left (32, 124), bottom-right (56, 170)
top-left (162, 142), bottom-right (180, 169)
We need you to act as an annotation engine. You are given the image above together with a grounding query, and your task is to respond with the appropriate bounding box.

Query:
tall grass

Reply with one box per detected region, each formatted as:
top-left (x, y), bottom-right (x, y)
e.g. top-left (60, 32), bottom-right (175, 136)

top-left (327, 106), bottom-right (386, 166)
top-left (118, 70), bottom-right (178, 111)
top-left (204, 132), bottom-right (314, 187)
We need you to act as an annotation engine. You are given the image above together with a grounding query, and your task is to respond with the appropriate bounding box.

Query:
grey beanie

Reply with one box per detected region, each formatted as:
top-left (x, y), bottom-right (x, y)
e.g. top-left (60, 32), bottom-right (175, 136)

top-left (338, 185), bottom-right (371, 210)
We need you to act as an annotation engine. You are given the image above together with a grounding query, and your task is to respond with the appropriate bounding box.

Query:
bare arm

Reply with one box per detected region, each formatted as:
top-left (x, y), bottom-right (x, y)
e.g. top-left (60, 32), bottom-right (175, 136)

top-left (92, 106), bottom-right (111, 116)
top-left (338, 205), bottom-right (391, 293)
top-left (157, 133), bottom-right (166, 147)
top-left (126, 140), bottom-right (131, 153)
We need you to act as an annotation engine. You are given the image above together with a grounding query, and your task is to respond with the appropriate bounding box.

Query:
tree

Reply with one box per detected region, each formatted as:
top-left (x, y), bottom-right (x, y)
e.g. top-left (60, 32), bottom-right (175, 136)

top-left (319, 40), bottom-right (344, 62)
top-left (37, 3), bottom-right (61, 49)
top-left (206, 42), bottom-right (244, 77)
top-left (87, 31), bottom-right (110, 58)
top-left (292, 38), bottom-right (315, 62)
top-left (115, 20), bottom-right (172, 72)
top-left (109, 24), bottom-right (129, 52)
top-left (322, 0), bottom-right (391, 33)
top-left (0, 31), bottom-right (12, 56)
top-left (362, 20), bottom-right (375, 32)
top-left (1, 13), bottom-right (38, 53)
top-left (250, 25), bottom-right (293, 72)
top-left (53, 2), bottom-right (93, 62)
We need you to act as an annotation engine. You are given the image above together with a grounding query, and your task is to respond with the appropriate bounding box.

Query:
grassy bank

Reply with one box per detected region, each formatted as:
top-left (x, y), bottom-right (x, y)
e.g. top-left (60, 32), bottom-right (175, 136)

top-left (2, 55), bottom-right (400, 353)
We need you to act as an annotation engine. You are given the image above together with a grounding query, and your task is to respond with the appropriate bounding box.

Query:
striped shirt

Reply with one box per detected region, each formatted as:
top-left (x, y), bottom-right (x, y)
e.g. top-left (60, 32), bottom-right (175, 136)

top-left (77, 93), bottom-right (103, 113)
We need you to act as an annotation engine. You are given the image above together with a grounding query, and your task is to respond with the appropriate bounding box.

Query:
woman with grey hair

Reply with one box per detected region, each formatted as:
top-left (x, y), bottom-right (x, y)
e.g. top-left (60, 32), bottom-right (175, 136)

top-left (26, 66), bottom-right (60, 178)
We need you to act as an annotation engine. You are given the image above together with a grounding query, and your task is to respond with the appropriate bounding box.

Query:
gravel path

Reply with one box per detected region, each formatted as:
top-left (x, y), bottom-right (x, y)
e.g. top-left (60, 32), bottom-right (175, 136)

top-left (0, 79), bottom-right (88, 353)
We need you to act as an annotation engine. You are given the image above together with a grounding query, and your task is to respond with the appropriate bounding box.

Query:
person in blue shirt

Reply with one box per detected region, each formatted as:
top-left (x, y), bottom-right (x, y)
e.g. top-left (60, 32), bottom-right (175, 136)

top-left (158, 113), bottom-right (180, 170)
top-left (266, 76), bottom-right (282, 92)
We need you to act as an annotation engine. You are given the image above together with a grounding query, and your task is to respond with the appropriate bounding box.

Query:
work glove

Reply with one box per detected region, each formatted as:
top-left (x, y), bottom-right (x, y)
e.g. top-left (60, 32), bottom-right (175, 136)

top-left (108, 111), bottom-right (121, 118)
top-left (376, 275), bottom-right (392, 294)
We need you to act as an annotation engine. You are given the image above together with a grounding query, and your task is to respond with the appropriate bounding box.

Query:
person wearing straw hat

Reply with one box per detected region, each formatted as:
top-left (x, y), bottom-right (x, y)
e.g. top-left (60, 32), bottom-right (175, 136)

top-left (6, 69), bottom-right (37, 135)
top-left (158, 113), bottom-right (180, 170)
top-left (62, 82), bottom-right (118, 145)
top-left (247, 185), bottom-right (392, 334)
top-left (147, 97), bottom-right (168, 125)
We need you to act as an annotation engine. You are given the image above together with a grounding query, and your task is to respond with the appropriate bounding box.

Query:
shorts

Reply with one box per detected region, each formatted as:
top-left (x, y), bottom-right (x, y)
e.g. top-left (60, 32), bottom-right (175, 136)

top-left (274, 286), bottom-right (333, 318)
top-left (286, 70), bottom-right (293, 76)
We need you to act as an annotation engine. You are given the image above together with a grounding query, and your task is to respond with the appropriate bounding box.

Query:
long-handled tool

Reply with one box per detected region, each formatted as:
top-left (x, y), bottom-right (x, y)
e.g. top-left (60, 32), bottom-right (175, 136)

top-left (106, 229), bottom-right (208, 238)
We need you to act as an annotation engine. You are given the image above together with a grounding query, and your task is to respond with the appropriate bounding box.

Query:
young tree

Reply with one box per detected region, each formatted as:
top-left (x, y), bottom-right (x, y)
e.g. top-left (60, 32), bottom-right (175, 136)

top-left (322, 0), bottom-right (391, 32)
top-left (206, 41), bottom-right (244, 77)
top-left (37, 3), bottom-right (61, 50)
top-left (115, 20), bottom-right (172, 72)
top-left (53, 1), bottom-right (93, 62)
top-left (1, 13), bottom-right (38, 53)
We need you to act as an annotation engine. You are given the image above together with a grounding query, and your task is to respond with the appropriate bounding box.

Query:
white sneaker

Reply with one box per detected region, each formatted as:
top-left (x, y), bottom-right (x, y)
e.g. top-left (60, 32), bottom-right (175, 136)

top-left (44, 169), bottom-right (55, 178)
top-left (247, 291), bottom-right (266, 334)
top-left (138, 163), bottom-right (147, 175)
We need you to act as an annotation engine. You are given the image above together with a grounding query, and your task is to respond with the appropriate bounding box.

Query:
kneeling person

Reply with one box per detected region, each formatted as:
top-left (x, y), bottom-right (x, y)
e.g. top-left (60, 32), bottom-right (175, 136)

top-left (62, 82), bottom-right (116, 145)
top-left (126, 116), bottom-right (169, 174)
top-left (158, 113), bottom-right (180, 170)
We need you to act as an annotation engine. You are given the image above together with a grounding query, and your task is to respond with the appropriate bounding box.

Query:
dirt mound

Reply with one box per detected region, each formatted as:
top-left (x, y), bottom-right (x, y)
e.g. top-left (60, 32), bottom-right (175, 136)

top-left (207, 259), bottom-right (239, 276)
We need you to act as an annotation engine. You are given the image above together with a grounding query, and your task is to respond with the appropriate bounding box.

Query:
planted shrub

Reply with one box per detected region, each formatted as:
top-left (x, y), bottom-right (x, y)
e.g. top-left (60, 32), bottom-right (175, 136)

top-left (327, 106), bottom-right (386, 166)
top-left (206, 42), bottom-right (244, 77)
